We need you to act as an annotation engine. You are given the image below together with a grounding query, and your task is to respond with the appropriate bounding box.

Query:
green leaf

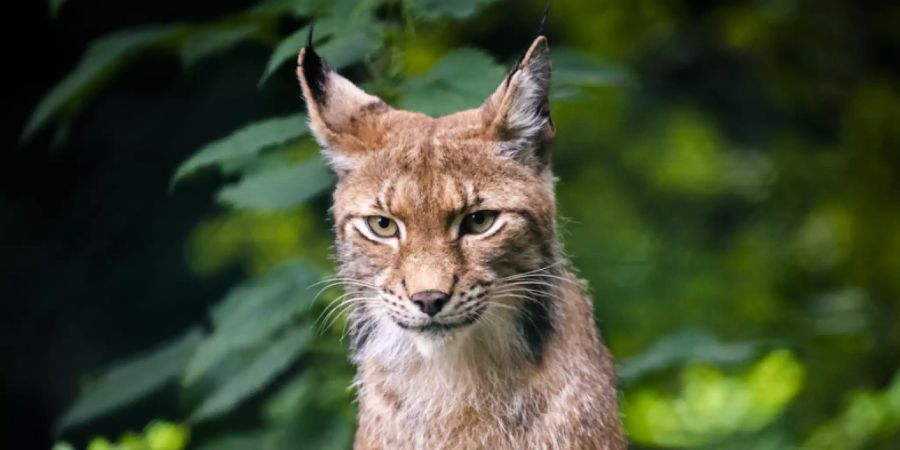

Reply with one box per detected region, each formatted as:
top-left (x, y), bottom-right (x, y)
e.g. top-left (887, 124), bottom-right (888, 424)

top-left (550, 47), bottom-right (631, 100)
top-left (190, 327), bottom-right (313, 422)
top-left (193, 417), bottom-right (352, 450)
top-left (616, 328), bottom-right (760, 383)
top-left (317, 29), bottom-right (381, 73)
top-left (216, 157), bottom-right (334, 211)
top-left (261, 27), bottom-right (313, 85)
top-left (57, 329), bottom-right (204, 432)
top-left (183, 262), bottom-right (320, 384)
top-left (399, 48), bottom-right (505, 117)
top-left (172, 114), bottom-right (308, 186)
top-left (263, 375), bottom-right (312, 424)
top-left (144, 421), bottom-right (191, 450)
top-left (21, 25), bottom-right (185, 144)
top-left (407, 0), bottom-right (500, 20)
top-left (193, 432), bottom-right (268, 450)
top-left (179, 24), bottom-right (263, 68)
top-left (248, 0), bottom-right (313, 18)
top-left (251, 0), bottom-right (380, 20)
top-left (259, 20), bottom-right (379, 85)
top-left (267, 415), bottom-right (354, 450)
top-left (260, 25), bottom-right (322, 86)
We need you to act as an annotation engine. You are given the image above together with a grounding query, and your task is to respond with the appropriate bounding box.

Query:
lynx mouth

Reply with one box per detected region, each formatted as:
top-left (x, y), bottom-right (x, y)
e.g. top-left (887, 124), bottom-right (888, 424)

top-left (393, 312), bottom-right (482, 334)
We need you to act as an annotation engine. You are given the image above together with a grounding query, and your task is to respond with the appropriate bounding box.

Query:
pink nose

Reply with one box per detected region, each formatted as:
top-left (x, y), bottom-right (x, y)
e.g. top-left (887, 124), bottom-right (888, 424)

top-left (410, 290), bottom-right (449, 317)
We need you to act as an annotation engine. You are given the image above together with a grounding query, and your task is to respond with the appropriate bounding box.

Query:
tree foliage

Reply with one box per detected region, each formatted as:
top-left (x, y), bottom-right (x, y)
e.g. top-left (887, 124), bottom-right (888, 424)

top-left (34, 0), bottom-right (900, 449)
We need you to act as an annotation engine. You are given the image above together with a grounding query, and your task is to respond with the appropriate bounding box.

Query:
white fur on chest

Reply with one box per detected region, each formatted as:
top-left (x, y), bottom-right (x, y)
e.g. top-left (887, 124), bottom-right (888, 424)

top-left (356, 311), bottom-right (538, 449)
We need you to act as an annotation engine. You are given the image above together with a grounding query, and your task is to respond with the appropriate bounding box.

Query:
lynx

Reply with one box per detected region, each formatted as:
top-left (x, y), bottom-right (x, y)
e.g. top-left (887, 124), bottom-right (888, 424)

top-left (296, 31), bottom-right (626, 450)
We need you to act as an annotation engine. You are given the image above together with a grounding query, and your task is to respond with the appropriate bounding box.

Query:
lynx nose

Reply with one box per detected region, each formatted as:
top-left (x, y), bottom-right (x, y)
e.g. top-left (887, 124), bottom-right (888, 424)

top-left (410, 290), bottom-right (449, 317)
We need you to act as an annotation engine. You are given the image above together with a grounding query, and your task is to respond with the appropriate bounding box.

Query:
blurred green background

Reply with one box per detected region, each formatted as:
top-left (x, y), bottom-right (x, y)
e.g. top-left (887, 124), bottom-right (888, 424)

top-left (4, 0), bottom-right (900, 449)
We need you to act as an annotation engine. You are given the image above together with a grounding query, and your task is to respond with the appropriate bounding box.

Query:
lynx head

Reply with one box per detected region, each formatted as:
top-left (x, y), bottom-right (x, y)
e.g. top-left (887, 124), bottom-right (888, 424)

top-left (298, 35), bottom-right (562, 368)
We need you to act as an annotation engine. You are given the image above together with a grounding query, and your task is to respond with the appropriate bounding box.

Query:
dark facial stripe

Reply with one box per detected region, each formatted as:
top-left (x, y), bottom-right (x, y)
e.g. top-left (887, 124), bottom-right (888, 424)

top-left (349, 305), bottom-right (375, 354)
top-left (518, 280), bottom-right (556, 364)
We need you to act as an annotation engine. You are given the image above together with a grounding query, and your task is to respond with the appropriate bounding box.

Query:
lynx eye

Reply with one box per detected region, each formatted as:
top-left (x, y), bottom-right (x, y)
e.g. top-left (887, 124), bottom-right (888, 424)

top-left (365, 216), bottom-right (398, 238)
top-left (461, 211), bottom-right (499, 235)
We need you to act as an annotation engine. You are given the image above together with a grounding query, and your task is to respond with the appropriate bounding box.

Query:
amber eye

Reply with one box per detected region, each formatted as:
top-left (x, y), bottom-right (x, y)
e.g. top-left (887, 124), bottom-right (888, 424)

top-left (461, 211), bottom-right (498, 235)
top-left (365, 216), bottom-right (398, 238)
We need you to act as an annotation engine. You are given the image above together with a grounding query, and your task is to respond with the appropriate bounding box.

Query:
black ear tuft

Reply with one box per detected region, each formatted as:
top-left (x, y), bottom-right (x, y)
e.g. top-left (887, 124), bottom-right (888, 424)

top-left (504, 1), bottom-right (552, 87)
top-left (537, 0), bottom-right (551, 36)
top-left (301, 23), bottom-right (330, 105)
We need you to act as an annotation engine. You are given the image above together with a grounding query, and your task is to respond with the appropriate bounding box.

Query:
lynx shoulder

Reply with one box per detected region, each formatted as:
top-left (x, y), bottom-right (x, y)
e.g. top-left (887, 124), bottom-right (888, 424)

top-left (296, 32), bottom-right (626, 450)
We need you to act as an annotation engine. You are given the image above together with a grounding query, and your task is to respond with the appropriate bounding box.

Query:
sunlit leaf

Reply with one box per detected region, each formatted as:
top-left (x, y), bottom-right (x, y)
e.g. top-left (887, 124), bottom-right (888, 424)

top-left (86, 437), bottom-right (112, 450)
top-left (183, 262), bottom-right (319, 384)
top-left (399, 48), bottom-right (505, 116)
top-left (800, 370), bottom-right (900, 450)
top-left (179, 24), bottom-right (263, 67)
top-left (171, 114), bottom-right (308, 186)
top-left (408, 0), bottom-right (500, 20)
top-left (186, 208), bottom-right (327, 278)
top-left (635, 109), bottom-right (728, 194)
top-left (216, 157), bottom-right (334, 211)
top-left (617, 328), bottom-right (760, 382)
top-left (190, 327), bottom-right (313, 422)
top-left (21, 25), bottom-right (185, 143)
top-left (624, 350), bottom-right (804, 447)
top-left (144, 421), bottom-right (191, 450)
top-left (57, 329), bottom-right (204, 431)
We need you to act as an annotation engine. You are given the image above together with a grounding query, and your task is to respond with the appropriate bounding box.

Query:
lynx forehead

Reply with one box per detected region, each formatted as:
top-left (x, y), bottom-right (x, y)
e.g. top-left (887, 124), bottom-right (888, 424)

top-left (297, 30), bottom-right (625, 450)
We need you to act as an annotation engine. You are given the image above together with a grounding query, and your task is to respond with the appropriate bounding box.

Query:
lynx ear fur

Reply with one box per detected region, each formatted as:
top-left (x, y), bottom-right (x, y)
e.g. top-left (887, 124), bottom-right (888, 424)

top-left (296, 29), bottom-right (391, 175)
top-left (480, 36), bottom-right (554, 168)
top-left (297, 32), bottom-right (554, 173)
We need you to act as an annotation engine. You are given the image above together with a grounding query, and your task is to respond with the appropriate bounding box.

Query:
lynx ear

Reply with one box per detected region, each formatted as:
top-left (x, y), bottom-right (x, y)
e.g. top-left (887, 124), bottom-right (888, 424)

top-left (481, 36), bottom-right (554, 168)
top-left (296, 33), bottom-right (390, 175)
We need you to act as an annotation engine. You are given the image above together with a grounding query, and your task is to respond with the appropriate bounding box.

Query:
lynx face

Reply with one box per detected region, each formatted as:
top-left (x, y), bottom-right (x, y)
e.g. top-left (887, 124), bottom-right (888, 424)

top-left (298, 37), bottom-right (561, 362)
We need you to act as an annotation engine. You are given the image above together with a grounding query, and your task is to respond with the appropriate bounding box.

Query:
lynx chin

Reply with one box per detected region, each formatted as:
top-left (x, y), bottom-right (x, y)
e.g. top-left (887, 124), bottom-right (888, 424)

top-left (296, 32), bottom-right (626, 449)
